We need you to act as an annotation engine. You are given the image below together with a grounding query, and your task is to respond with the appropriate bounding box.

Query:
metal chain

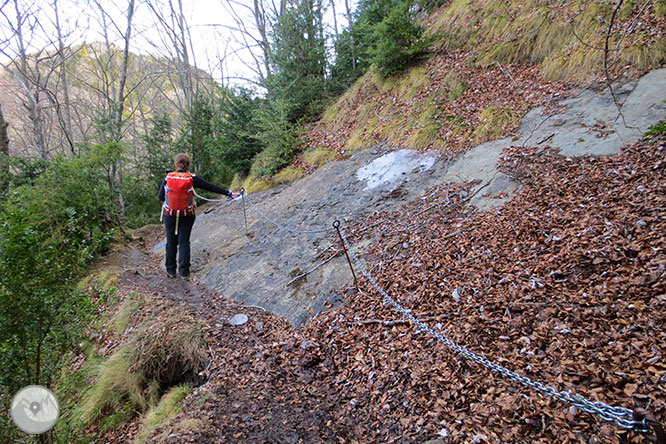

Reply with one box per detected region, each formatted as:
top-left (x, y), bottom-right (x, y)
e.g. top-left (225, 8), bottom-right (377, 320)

top-left (338, 227), bottom-right (645, 432)
top-left (192, 189), bottom-right (237, 203)
top-left (242, 192), bottom-right (335, 235)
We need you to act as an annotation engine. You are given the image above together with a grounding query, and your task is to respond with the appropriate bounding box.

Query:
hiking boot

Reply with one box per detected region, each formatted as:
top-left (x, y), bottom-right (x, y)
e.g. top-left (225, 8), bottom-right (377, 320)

top-left (167, 271), bottom-right (177, 278)
top-left (180, 274), bottom-right (191, 281)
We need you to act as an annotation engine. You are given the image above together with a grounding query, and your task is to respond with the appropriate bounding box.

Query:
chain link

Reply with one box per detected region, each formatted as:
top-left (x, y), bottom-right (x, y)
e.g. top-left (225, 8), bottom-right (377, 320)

top-left (338, 227), bottom-right (643, 432)
top-left (242, 192), bottom-right (335, 235)
top-left (192, 189), bottom-right (237, 203)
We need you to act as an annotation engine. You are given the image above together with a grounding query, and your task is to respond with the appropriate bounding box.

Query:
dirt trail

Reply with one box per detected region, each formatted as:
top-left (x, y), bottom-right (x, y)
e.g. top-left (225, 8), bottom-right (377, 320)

top-left (109, 225), bottom-right (347, 443)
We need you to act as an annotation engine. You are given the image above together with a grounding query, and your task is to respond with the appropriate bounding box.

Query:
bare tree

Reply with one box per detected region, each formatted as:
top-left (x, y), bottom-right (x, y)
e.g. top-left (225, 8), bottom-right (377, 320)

top-left (0, 0), bottom-right (86, 159)
top-left (144, 0), bottom-right (196, 111)
top-left (80, 0), bottom-right (138, 224)
top-left (51, 0), bottom-right (76, 155)
top-left (218, 0), bottom-right (289, 85)
top-left (0, 0), bottom-right (49, 158)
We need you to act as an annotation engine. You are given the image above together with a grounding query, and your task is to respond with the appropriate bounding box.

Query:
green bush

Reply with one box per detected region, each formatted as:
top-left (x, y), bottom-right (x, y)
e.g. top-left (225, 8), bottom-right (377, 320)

top-left (370, 1), bottom-right (431, 78)
top-left (0, 144), bottom-right (116, 400)
top-left (212, 87), bottom-right (265, 176)
top-left (250, 98), bottom-right (299, 177)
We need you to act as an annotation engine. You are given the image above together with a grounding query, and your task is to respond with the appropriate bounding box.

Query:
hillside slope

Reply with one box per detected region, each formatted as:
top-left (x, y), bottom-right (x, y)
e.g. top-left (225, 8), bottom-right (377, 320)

top-left (62, 1), bottom-right (666, 442)
top-left (103, 68), bottom-right (665, 444)
top-left (93, 119), bottom-right (665, 443)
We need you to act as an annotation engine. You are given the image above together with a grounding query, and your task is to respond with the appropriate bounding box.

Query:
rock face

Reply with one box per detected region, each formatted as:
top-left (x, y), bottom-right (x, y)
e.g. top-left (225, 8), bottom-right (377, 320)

top-left (153, 68), bottom-right (666, 326)
top-left (182, 145), bottom-right (447, 327)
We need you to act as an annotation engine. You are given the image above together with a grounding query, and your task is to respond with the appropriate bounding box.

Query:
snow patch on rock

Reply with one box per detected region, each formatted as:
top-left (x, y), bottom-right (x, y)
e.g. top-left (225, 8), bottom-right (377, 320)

top-left (356, 149), bottom-right (438, 191)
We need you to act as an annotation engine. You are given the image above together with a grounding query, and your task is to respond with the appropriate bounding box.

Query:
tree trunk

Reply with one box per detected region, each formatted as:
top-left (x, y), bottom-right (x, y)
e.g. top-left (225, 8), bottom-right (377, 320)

top-left (53, 0), bottom-right (76, 156)
top-left (114, 0), bottom-right (134, 142)
top-left (330, 0), bottom-right (338, 36)
top-left (0, 103), bottom-right (9, 191)
top-left (13, 0), bottom-right (48, 158)
top-left (344, 0), bottom-right (356, 70)
top-left (176, 0), bottom-right (194, 108)
top-left (254, 0), bottom-right (273, 78)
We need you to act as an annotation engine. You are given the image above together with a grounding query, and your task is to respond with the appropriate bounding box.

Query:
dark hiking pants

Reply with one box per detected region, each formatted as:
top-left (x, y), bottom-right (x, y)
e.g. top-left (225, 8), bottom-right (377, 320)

top-left (164, 213), bottom-right (195, 277)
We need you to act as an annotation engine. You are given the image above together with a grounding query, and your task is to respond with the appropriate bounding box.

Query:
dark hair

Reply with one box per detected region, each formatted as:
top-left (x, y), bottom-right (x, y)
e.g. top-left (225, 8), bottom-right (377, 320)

top-left (174, 153), bottom-right (190, 171)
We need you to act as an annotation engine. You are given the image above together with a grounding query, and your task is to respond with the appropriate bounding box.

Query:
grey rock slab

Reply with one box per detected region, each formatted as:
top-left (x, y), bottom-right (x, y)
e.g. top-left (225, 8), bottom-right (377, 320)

top-left (189, 147), bottom-right (448, 326)
top-left (519, 68), bottom-right (666, 157)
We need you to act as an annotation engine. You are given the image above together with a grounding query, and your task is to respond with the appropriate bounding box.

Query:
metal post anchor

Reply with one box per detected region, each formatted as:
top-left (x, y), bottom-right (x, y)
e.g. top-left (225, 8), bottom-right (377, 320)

top-left (240, 188), bottom-right (248, 235)
top-left (634, 409), bottom-right (666, 444)
top-left (333, 220), bottom-right (357, 286)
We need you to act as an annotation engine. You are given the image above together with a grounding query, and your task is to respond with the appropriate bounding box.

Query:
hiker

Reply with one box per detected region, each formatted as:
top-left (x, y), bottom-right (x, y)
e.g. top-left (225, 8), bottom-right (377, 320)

top-left (158, 153), bottom-right (239, 279)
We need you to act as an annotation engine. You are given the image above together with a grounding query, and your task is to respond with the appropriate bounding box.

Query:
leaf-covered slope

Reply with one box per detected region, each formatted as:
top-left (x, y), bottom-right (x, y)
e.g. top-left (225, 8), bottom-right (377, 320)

top-left (302, 0), bottom-right (666, 159)
top-left (162, 131), bottom-right (666, 444)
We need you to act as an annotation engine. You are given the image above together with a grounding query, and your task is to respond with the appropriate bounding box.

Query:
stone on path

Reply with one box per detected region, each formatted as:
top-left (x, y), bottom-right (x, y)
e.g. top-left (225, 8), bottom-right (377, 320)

top-left (229, 313), bottom-right (248, 326)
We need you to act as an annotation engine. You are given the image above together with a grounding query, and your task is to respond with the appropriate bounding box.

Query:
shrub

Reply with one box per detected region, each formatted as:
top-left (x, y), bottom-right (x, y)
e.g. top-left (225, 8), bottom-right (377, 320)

top-left (370, 1), bottom-right (431, 78)
top-left (0, 144), bottom-right (116, 397)
top-left (644, 121), bottom-right (666, 138)
top-left (251, 98), bottom-right (299, 177)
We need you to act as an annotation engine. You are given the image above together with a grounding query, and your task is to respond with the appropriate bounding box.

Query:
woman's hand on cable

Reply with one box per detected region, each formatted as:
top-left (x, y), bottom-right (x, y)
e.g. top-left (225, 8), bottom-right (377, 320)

top-left (229, 191), bottom-right (241, 198)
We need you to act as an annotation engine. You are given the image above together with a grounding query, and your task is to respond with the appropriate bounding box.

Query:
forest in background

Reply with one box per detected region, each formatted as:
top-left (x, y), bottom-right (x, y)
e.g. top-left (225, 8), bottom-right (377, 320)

top-left (0, 0), bottom-right (665, 441)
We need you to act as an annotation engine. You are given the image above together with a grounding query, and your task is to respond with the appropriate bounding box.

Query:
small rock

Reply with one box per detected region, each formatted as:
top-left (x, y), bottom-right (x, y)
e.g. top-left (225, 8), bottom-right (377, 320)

top-left (402, 242), bottom-right (410, 249)
top-left (451, 288), bottom-right (461, 302)
top-left (470, 434), bottom-right (488, 444)
top-left (229, 313), bottom-right (249, 326)
top-left (300, 340), bottom-right (318, 350)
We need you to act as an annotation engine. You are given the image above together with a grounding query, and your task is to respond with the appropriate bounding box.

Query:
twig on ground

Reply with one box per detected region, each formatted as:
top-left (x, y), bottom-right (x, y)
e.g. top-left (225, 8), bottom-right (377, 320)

top-left (286, 251), bottom-right (340, 287)
top-left (493, 61), bottom-right (515, 84)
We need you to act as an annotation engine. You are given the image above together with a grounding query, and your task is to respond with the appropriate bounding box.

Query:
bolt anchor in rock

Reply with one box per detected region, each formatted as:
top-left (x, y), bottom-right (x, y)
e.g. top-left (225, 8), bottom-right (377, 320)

top-left (240, 187), bottom-right (248, 235)
top-left (333, 220), bottom-right (357, 286)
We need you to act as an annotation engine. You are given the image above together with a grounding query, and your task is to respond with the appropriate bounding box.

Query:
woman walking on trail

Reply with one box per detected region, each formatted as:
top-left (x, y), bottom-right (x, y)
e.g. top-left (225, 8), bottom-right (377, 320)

top-left (159, 153), bottom-right (239, 279)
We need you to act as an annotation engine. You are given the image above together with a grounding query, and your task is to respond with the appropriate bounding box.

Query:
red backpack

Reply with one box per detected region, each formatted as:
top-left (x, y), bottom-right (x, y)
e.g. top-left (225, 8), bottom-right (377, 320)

top-left (162, 171), bottom-right (195, 217)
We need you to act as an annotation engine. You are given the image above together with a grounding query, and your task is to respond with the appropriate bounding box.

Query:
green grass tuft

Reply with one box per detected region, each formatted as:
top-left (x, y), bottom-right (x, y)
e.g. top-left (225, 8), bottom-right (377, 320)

top-left (475, 105), bottom-right (519, 142)
top-left (111, 293), bottom-right (141, 334)
top-left (304, 146), bottom-right (337, 167)
top-left (78, 351), bottom-right (147, 425)
top-left (133, 385), bottom-right (192, 444)
top-left (273, 167), bottom-right (304, 185)
top-left (655, 0), bottom-right (666, 16)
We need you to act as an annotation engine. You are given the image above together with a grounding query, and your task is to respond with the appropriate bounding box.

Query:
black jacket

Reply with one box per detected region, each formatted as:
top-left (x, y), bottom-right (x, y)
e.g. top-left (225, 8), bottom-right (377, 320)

top-left (158, 170), bottom-right (232, 202)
